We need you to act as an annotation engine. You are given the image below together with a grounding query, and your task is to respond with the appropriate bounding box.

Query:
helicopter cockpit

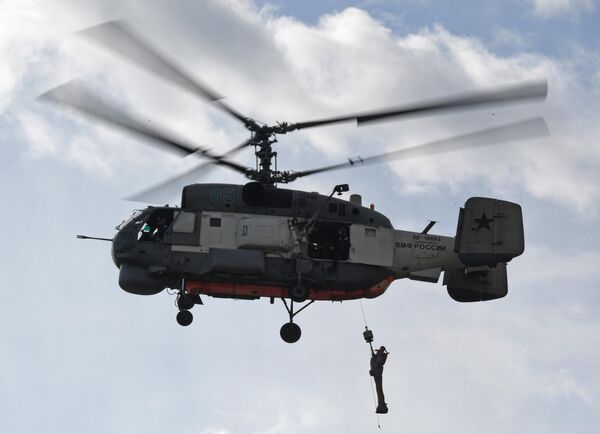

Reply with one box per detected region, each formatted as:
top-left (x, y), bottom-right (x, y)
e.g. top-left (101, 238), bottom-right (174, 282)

top-left (133, 208), bottom-right (198, 244)
top-left (138, 209), bottom-right (175, 242)
top-left (112, 207), bottom-right (200, 267)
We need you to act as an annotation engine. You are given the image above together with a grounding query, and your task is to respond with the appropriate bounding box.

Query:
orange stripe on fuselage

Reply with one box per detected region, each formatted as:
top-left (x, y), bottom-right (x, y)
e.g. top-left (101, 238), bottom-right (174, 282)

top-left (185, 276), bottom-right (394, 301)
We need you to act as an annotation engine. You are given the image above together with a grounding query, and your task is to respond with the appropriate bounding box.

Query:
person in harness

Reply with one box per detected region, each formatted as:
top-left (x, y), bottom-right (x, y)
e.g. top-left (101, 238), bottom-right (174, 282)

top-left (363, 327), bottom-right (389, 414)
top-left (370, 345), bottom-right (389, 414)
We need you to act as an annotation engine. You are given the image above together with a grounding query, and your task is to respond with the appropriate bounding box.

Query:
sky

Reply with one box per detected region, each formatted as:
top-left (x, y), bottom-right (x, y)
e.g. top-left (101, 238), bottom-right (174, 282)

top-left (1, 0), bottom-right (599, 433)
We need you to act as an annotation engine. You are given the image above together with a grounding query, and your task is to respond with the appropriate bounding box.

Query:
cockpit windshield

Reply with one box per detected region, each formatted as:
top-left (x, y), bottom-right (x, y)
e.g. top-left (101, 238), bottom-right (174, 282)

top-left (115, 210), bottom-right (147, 231)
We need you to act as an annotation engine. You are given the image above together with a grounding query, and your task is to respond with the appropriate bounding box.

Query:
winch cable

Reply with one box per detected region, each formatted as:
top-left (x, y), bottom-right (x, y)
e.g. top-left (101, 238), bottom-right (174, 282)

top-left (359, 300), bottom-right (382, 429)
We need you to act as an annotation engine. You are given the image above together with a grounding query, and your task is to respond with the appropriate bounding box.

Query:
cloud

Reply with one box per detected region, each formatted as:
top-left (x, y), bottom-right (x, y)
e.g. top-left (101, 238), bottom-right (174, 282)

top-left (269, 14), bottom-right (600, 212)
top-left (197, 428), bottom-right (230, 434)
top-left (0, 1), bottom-right (48, 112)
top-left (492, 26), bottom-right (528, 49)
top-left (529, 0), bottom-right (595, 17)
top-left (16, 111), bottom-right (60, 157)
top-left (542, 369), bottom-right (595, 405)
top-left (4, 1), bottom-right (600, 213)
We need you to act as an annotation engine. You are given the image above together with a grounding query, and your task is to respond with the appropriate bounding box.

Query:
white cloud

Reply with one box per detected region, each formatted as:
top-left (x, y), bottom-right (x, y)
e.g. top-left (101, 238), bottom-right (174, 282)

top-left (4, 1), bottom-right (600, 213)
top-left (541, 369), bottom-right (595, 405)
top-left (270, 16), bottom-right (599, 212)
top-left (16, 111), bottom-right (60, 157)
top-left (492, 26), bottom-right (527, 49)
top-left (530, 0), bottom-right (595, 17)
top-left (0, 1), bottom-right (47, 112)
top-left (197, 428), bottom-right (230, 434)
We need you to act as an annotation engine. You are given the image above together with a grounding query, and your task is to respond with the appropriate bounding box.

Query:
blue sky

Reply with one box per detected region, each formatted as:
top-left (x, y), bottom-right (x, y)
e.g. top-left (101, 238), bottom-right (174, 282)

top-left (259, 0), bottom-right (599, 55)
top-left (1, 1), bottom-right (599, 433)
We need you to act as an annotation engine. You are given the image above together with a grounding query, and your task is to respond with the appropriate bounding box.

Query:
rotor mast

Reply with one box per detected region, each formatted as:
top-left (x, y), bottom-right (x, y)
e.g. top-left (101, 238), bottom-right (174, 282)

top-left (246, 122), bottom-right (296, 185)
top-left (252, 127), bottom-right (278, 184)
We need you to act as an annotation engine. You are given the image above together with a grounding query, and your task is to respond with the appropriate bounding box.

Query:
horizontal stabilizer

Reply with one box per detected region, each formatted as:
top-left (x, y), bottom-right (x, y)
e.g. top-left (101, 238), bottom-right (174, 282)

top-left (409, 266), bottom-right (442, 283)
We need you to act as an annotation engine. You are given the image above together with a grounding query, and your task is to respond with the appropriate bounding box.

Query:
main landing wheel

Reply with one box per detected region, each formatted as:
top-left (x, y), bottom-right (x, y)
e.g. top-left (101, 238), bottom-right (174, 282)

top-left (280, 322), bottom-right (301, 343)
top-left (176, 310), bottom-right (193, 327)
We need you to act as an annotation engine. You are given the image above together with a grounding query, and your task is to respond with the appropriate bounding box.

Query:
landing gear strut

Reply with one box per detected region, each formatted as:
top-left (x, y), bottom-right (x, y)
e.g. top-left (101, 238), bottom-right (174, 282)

top-left (280, 298), bottom-right (315, 343)
top-left (175, 282), bottom-right (202, 327)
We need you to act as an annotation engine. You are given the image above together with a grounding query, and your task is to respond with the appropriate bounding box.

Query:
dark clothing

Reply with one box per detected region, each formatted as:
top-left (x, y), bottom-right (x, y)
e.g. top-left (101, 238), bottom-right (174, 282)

top-left (370, 351), bottom-right (387, 373)
top-left (153, 223), bottom-right (168, 241)
top-left (370, 351), bottom-right (388, 413)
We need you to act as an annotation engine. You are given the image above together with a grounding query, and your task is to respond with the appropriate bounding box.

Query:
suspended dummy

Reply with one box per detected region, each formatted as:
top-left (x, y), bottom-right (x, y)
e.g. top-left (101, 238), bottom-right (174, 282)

top-left (363, 327), bottom-right (389, 414)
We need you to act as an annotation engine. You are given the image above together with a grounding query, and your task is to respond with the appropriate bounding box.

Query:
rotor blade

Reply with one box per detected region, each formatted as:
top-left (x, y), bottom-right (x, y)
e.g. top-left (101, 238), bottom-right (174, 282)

top-left (289, 80), bottom-right (547, 131)
top-left (291, 117), bottom-right (549, 180)
top-left (126, 138), bottom-right (253, 203)
top-left (78, 20), bottom-right (253, 127)
top-left (38, 80), bottom-right (252, 175)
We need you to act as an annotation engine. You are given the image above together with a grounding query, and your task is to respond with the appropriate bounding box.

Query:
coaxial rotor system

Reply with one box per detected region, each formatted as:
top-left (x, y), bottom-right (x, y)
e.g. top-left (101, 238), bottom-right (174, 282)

top-left (39, 20), bottom-right (549, 200)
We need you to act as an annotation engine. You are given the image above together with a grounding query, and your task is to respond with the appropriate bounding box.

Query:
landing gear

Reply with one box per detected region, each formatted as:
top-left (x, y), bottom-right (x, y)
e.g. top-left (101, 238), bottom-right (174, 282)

top-left (175, 280), bottom-right (202, 327)
top-left (279, 297), bottom-right (315, 343)
top-left (280, 322), bottom-right (301, 343)
top-left (177, 293), bottom-right (201, 310)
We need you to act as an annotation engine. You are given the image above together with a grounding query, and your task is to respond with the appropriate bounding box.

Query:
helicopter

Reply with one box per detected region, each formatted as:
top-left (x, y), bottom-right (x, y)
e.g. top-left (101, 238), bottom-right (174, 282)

top-left (41, 21), bottom-right (549, 343)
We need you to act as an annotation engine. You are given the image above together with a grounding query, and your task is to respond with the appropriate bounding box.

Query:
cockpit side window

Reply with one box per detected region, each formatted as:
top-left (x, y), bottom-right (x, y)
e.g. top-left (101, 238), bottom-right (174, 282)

top-left (173, 211), bottom-right (196, 233)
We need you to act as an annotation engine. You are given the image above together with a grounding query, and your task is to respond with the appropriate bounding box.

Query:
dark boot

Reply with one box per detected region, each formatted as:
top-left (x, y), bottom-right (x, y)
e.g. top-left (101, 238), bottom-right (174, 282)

top-left (376, 403), bottom-right (388, 414)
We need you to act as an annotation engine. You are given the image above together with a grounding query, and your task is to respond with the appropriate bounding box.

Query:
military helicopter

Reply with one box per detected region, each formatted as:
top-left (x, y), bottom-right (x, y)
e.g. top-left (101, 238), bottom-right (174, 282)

top-left (41, 21), bottom-right (549, 343)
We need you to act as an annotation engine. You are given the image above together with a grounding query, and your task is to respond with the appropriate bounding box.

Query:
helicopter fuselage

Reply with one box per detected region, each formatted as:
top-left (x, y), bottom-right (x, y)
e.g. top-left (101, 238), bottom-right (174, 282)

top-left (112, 183), bottom-right (464, 301)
